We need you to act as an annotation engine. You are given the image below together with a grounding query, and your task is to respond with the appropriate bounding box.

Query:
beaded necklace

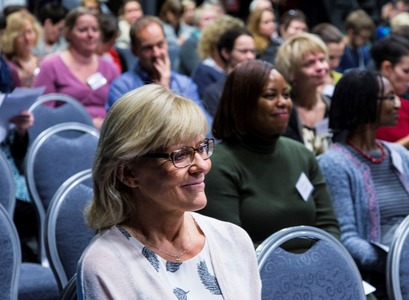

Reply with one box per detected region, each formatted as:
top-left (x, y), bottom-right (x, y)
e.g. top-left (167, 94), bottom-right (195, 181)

top-left (347, 139), bottom-right (386, 164)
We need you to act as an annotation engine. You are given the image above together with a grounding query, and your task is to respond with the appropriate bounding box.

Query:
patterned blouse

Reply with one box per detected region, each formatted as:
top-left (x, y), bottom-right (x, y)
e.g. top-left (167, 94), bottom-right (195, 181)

top-left (117, 225), bottom-right (224, 300)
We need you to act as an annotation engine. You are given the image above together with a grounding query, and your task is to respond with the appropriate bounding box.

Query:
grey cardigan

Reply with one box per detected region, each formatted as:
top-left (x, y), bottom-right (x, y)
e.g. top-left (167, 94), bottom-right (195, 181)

top-left (318, 141), bottom-right (409, 272)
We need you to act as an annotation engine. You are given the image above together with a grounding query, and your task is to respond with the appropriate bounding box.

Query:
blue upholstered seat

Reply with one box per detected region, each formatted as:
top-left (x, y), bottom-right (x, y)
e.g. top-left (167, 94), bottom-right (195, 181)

top-left (28, 93), bottom-right (93, 145)
top-left (0, 203), bottom-right (20, 299)
top-left (0, 150), bottom-right (15, 215)
top-left (0, 204), bottom-right (59, 300)
top-left (387, 215), bottom-right (409, 300)
top-left (45, 169), bottom-right (94, 290)
top-left (25, 122), bottom-right (99, 266)
top-left (256, 226), bottom-right (366, 300)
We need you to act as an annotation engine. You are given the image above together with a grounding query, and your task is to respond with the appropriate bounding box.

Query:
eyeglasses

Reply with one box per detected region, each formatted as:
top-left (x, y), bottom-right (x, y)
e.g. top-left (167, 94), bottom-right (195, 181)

top-left (142, 138), bottom-right (214, 168)
top-left (233, 48), bottom-right (257, 55)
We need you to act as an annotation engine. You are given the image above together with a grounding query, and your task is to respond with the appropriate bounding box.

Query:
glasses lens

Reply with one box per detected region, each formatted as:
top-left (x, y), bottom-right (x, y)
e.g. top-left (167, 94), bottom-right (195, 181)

top-left (172, 139), bottom-right (215, 168)
top-left (204, 139), bottom-right (214, 158)
top-left (172, 148), bottom-right (193, 168)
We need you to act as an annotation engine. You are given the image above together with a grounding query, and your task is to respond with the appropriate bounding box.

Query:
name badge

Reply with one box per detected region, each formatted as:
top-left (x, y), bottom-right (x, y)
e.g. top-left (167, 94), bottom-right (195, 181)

top-left (315, 118), bottom-right (329, 136)
top-left (391, 150), bottom-right (403, 174)
top-left (87, 72), bottom-right (107, 90)
top-left (296, 172), bottom-right (314, 202)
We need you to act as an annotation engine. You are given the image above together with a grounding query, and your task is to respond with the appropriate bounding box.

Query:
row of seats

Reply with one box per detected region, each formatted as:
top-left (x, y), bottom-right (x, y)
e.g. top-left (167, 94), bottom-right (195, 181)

top-left (2, 161), bottom-right (409, 299)
top-left (1, 93), bottom-right (408, 299)
top-left (0, 93), bottom-right (99, 299)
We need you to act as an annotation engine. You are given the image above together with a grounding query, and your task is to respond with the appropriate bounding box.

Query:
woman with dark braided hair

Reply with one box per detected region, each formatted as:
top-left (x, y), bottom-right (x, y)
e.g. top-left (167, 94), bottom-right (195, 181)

top-left (319, 69), bottom-right (409, 298)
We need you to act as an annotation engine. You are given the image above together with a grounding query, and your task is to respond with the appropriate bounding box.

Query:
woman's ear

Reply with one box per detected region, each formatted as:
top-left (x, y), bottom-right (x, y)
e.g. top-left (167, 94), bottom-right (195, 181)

top-left (221, 48), bottom-right (230, 63)
top-left (380, 60), bottom-right (393, 77)
top-left (116, 164), bottom-right (138, 188)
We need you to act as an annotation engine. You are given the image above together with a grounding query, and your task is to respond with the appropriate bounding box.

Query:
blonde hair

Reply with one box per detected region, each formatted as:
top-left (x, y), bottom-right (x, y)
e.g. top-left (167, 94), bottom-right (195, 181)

top-left (0, 11), bottom-right (41, 55)
top-left (391, 12), bottom-right (409, 32)
top-left (85, 84), bottom-right (208, 230)
top-left (247, 8), bottom-right (274, 55)
top-left (275, 32), bottom-right (328, 83)
top-left (198, 15), bottom-right (244, 59)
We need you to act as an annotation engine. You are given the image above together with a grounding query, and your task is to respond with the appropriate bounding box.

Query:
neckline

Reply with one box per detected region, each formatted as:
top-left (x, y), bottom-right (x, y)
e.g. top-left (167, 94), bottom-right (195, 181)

top-left (238, 132), bottom-right (280, 154)
top-left (346, 139), bottom-right (386, 164)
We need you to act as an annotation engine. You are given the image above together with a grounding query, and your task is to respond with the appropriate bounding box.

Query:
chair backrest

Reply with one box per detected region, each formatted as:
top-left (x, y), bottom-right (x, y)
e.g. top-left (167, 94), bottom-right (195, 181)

top-left (60, 274), bottom-right (77, 300)
top-left (256, 226), bottom-right (366, 300)
top-left (45, 169), bottom-right (94, 290)
top-left (386, 215), bottom-right (409, 300)
top-left (28, 93), bottom-right (93, 145)
top-left (0, 150), bottom-right (16, 215)
top-left (0, 203), bottom-right (21, 300)
top-left (25, 122), bottom-right (99, 266)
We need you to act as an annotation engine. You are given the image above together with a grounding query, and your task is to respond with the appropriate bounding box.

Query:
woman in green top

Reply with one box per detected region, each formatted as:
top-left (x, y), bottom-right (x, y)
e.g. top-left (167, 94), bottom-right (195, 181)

top-left (200, 59), bottom-right (339, 247)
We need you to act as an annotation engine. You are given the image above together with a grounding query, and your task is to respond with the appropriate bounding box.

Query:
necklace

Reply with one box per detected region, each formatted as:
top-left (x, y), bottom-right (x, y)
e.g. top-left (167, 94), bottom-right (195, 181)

top-left (347, 139), bottom-right (386, 164)
top-left (130, 225), bottom-right (192, 262)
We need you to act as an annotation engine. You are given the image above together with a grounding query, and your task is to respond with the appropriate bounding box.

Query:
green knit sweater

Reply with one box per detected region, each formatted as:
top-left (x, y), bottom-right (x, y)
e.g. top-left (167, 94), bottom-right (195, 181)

top-left (200, 134), bottom-right (340, 247)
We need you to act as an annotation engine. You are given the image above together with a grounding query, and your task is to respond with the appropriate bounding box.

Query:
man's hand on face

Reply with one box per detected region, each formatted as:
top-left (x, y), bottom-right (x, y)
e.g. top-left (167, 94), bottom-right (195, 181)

top-left (153, 53), bottom-right (171, 89)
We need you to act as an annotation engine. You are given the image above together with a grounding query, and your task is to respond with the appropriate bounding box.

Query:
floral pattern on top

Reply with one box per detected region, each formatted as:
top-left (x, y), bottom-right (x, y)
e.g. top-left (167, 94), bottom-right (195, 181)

top-left (117, 225), bottom-right (223, 299)
top-left (197, 261), bottom-right (222, 295)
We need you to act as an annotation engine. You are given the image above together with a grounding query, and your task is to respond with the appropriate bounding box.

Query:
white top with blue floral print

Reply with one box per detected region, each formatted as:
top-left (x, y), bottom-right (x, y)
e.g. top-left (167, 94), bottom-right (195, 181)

top-left (118, 226), bottom-right (224, 300)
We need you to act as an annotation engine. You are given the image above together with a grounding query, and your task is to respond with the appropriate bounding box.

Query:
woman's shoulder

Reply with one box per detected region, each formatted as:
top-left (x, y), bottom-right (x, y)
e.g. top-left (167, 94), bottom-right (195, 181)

top-left (191, 212), bottom-right (250, 239)
top-left (383, 141), bottom-right (409, 161)
top-left (277, 136), bottom-right (316, 159)
top-left (318, 143), bottom-right (355, 170)
top-left (40, 53), bottom-right (63, 66)
top-left (79, 226), bottom-right (128, 264)
top-left (97, 56), bottom-right (120, 76)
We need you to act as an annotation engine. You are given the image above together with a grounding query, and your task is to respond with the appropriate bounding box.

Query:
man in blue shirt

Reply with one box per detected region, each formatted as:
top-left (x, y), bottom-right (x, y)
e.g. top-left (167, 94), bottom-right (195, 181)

top-left (336, 9), bottom-right (374, 73)
top-left (107, 16), bottom-right (212, 126)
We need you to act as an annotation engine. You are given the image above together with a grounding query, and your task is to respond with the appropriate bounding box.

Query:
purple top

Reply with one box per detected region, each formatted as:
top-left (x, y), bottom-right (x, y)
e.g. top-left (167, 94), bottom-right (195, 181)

top-left (34, 54), bottom-right (120, 118)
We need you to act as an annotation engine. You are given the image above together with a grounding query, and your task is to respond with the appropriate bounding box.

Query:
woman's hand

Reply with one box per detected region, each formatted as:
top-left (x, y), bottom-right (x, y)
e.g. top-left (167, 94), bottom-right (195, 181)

top-left (93, 116), bottom-right (104, 129)
top-left (10, 110), bottom-right (34, 137)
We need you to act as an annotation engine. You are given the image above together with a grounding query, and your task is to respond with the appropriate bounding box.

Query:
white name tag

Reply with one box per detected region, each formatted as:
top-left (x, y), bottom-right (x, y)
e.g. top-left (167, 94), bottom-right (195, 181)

top-left (315, 118), bottom-right (329, 136)
top-left (87, 72), bottom-right (107, 90)
top-left (296, 172), bottom-right (314, 202)
top-left (391, 150), bottom-right (403, 174)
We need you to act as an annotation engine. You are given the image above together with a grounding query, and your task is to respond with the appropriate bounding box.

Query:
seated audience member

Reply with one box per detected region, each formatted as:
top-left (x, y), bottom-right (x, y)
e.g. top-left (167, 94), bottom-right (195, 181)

top-left (159, 0), bottom-right (194, 47)
top-left (77, 84), bottom-right (262, 299)
top-left (33, 1), bottom-right (68, 60)
top-left (203, 27), bottom-right (256, 117)
top-left (115, 0), bottom-right (144, 49)
top-left (249, 0), bottom-right (273, 12)
top-left (372, 35), bottom-right (409, 148)
top-left (181, 0), bottom-right (196, 26)
top-left (379, 0), bottom-right (409, 38)
top-left (97, 13), bottom-right (124, 73)
top-left (0, 54), bottom-right (37, 261)
top-left (336, 9), bottom-right (375, 73)
top-left (275, 33), bottom-right (331, 155)
top-left (247, 8), bottom-right (278, 62)
top-left (277, 9), bottom-right (308, 43)
top-left (81, 0), bottom-right (102, 15)
top-left (312, 23), bottom-right (345, 97)
top-left (107, 16), bottom-right (212, 126)
top-left (199, 60), bottom-right (339, 247)
top-left (318, 69), bottom-right (409, 298)
top-left (178, 2), bottom-right (220, 76)
top-left (191, 15), bottom-right (244, 98)
top-left (34, 7), bottom-right (120, 129)
top-left (1, 10), bottom-right (41, 87)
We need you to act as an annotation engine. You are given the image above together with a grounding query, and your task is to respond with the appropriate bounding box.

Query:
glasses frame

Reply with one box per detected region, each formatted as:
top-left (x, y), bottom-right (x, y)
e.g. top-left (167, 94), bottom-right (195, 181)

top-left (142, 138), bottom-right (214, 168)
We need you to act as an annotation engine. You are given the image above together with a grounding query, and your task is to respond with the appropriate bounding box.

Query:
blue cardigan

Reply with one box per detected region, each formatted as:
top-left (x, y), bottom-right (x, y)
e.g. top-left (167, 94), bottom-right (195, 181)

top-left (318, 141), bottom-right (409, 272)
